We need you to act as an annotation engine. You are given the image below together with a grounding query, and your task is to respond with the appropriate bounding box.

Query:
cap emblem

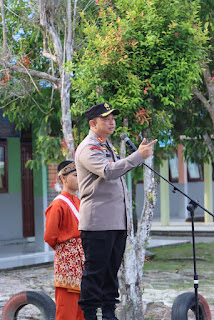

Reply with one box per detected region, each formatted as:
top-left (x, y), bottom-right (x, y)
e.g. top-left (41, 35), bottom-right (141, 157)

top-left (104, 103), bottom-right (110, 110)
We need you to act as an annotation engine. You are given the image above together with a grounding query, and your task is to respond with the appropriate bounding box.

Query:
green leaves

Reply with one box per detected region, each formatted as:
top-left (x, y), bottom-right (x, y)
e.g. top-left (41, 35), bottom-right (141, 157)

top-left (70, 0), bottom-right (208, 147)
top-left (26, 133), bottom-right (64, 170)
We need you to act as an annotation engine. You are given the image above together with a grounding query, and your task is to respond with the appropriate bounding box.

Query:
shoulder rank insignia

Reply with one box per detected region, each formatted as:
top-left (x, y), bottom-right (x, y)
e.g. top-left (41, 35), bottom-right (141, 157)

top-left (90, 146), bottom-right (101, 151)
top-left (112, 146), bottom-right (118, 155)
top-left (97, 136), bottom-right (104, 143)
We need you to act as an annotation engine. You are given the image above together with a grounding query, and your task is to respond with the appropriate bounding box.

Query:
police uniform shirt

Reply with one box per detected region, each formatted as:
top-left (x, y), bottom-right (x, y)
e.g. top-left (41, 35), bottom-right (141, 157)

top-left (75, 130), bottom-right (143, 231)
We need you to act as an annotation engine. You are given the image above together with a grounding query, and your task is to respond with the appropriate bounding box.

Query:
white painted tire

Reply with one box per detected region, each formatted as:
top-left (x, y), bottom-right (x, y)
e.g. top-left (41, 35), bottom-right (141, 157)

top-left (2, 290), bottom-right (56, 320)
top-left (171, 292), bottom-right (211, 320)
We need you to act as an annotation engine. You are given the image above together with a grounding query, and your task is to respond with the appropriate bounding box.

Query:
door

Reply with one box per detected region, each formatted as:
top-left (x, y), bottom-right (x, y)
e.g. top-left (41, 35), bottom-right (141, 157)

top-left (21, 142), bottom-right (35, 237)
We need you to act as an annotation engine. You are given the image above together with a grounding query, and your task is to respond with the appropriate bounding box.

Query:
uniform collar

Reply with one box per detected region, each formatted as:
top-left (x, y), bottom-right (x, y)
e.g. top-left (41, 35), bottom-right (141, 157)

top-left (89, 130), bottom-right (105, 143)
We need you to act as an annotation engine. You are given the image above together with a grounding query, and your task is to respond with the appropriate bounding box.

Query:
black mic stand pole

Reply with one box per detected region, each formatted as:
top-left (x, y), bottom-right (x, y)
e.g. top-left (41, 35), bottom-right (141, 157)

top-left (126, 143), bottom-right (214, 320)
top-left (188, 200), bottom-right (199, 320)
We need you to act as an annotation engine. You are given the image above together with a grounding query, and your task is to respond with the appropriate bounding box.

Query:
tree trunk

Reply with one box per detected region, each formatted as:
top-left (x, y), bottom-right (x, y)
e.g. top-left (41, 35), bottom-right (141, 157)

top-left (38, 0), bottom-right (76, 160)
top-left (118, 128), bottom-right (143, 319)
top-left (203, 132), bottom-right (214, 156)
top-left (192, 65), bottom-right (214, 158)
top-left (118, 192), bottom-right (144, 320)
top-left (136, 151), bottom-right (159, 275)
top-left (118, 145), bottom-right (158, 320)
top-left (0, 0), bottom-right (7, 59)
top-left (60, 72), bottom-right (75, 160)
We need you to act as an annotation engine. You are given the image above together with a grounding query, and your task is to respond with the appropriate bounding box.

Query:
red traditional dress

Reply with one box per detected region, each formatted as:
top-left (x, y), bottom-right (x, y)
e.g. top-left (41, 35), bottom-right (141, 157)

top-left (44, 191), bottom-right (85, 320)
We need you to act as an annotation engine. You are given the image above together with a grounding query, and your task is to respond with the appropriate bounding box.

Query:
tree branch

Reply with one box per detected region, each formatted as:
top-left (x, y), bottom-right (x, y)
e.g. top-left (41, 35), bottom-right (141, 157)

top-left (0, 60), bottom-right (61, 89)
top-left (0, 0), bottom-right (8, 60)
top-left (66, 0), bottom-right (72, 62)
top-left (203, 132), bottom-right (214, 158)
top-left (203, 65), bottom-right (214, 106)
top-left (27, 93), bottom-right (48, 114)
top-left (38, 0), bottom-right (63, 69)
top-left (0, 97), bottom-right (20, 109)
top-left (66, 0), bottom-right (78, 62)
top-left (42, 35), bottom-right (57, 62)
top-left (191, 87), bottom-right (211, 111)
top-left (18, 60), bottom-right (41, 94)
top-left (71, 0), bottom-right (78, 60)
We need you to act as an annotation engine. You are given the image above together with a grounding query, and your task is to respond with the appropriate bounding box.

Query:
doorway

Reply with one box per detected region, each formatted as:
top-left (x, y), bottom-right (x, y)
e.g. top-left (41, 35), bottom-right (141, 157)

top-left (21, 142), bottom-right (35, 237)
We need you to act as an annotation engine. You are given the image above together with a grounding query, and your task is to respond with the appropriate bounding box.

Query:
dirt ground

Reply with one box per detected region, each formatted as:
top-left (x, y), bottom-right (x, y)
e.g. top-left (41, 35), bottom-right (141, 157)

top-left (0, 263), bottom-right (213, 320)
top-left (143, 267), bottom-right (214, 320)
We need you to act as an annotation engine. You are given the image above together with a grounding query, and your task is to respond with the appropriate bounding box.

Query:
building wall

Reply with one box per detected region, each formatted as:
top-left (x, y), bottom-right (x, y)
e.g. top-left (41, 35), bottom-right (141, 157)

top-left (48, 164), bottom-right (58, 205)
top-left (0, 138), bottom-right (23, 240)
top-left (136, 181), bottom-right (213, 222)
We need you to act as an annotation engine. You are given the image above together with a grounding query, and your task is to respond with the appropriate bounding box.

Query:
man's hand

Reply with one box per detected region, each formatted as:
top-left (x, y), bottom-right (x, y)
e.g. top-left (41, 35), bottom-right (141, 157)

top-left (138, 138), bottom-right (158, 159)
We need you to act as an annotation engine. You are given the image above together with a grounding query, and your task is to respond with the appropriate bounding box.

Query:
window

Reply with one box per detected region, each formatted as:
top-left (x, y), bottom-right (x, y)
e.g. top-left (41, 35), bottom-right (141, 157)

top-left (169, 153), bottom-right (203, 182)
top-left (187, 162), bottom-right (202, 181)
top-left (169, 154), bottom-right (179, 182)
top-left (0, 140), bottom-right (8, 193)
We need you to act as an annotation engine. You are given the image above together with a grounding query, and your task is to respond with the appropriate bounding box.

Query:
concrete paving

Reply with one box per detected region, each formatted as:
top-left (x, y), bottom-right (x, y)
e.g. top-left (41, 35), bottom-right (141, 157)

top-left (151, 221), bottom-right (214, 236)
top-left (0, 221), bottom-right (214, 270)
top-left (0, 240), bottom-right (54, 270)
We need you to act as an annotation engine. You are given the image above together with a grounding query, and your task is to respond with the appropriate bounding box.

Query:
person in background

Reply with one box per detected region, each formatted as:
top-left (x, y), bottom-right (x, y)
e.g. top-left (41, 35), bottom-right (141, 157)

top-left (44, 160), bottom-right (85, 320)
top-left (75, 102), bottom-right (157, 320)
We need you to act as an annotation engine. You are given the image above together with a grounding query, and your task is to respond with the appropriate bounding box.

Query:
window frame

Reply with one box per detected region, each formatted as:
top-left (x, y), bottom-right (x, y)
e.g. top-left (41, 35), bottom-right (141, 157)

top-left (169, 153), bottom-right (179, 182)
top-left (0, 140), bottom-right (8, 193)
top-left (187, 162), bottom-right (203, 182)
top-left (169, 152), bottom-right (203, 182)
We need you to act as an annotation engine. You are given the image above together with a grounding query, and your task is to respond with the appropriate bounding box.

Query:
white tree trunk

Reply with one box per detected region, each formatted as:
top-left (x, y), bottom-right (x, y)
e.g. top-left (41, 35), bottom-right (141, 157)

top-left (0, 0), bottom-right (7, 59)
top-left (118, 146), bottom-right (159, 320)
top-left (118, 193), bottom-right (144, 320)
top-left (60, 72), bottom-right (75, 160)
top-left (136, 151), bottom-right (159, 277)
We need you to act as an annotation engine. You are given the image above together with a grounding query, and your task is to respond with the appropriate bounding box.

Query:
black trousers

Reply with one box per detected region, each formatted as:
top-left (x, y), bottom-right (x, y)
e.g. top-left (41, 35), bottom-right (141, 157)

top-left (79, 230), bottom-right (127, 310)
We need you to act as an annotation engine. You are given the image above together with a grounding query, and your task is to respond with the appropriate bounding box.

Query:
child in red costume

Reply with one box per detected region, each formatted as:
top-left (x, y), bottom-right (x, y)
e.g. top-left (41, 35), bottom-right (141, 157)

top-left (44, 161), bottom-right (85, 320)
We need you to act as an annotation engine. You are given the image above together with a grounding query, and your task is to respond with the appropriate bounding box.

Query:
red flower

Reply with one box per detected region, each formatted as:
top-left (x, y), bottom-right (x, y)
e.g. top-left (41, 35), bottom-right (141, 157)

top-left (135, 108), bottom-right (152, 125)
top-left (61, 139), bottom-right (68, 149)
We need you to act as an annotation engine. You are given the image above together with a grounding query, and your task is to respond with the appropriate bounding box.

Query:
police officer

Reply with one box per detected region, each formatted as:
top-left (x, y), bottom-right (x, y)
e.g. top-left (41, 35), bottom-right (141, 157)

top-left (75, 102), bottom-right (157, 320)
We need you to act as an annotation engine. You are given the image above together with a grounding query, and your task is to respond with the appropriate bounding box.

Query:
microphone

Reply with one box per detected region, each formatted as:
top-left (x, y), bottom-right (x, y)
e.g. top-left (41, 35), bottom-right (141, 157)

top-left (120, 132), bottom-right (138, 153)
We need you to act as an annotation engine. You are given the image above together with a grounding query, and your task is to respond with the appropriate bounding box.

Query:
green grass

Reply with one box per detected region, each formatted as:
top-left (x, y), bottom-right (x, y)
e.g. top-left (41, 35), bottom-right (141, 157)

top-left (143, 242), bottom-right (214, 292)
top-left (144, 242), bottom-right (214, 273)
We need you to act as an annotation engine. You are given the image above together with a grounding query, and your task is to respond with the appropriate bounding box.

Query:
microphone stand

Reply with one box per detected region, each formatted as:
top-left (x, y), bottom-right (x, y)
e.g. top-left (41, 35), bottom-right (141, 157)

top-left (127, 145), bottom-right (214, 320)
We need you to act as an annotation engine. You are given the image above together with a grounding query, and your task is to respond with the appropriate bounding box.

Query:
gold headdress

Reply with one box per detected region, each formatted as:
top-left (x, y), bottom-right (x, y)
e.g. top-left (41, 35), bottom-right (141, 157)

top-left (58, 162), bottom-right (76, 177)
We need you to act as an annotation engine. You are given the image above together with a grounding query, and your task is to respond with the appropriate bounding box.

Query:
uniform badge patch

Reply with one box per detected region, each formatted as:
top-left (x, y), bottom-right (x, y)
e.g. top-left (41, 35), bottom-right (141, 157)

top-left (112, 146), bottom-right (118, 155)
top-left (97, 137), bottom-right (104, 143)
top-left (90, 146), bottom-right (101, 151)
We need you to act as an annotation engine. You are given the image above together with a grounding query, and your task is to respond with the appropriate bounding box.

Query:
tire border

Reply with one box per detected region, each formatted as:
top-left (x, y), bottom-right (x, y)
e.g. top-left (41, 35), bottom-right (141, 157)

top-left (171, 292), bottom-right (211, 320)
top-left (2, 290), bottom-right (56, 320)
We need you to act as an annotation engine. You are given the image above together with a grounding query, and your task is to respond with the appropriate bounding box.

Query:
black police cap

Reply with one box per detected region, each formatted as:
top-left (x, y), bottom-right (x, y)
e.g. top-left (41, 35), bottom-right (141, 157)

top-left (84, 102), bottom-right (120, 120)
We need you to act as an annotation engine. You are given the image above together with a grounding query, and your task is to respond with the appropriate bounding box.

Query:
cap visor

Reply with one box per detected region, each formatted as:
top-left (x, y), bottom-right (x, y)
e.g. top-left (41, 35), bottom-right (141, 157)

top-left (100, 109), bottom-right (120, 117)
